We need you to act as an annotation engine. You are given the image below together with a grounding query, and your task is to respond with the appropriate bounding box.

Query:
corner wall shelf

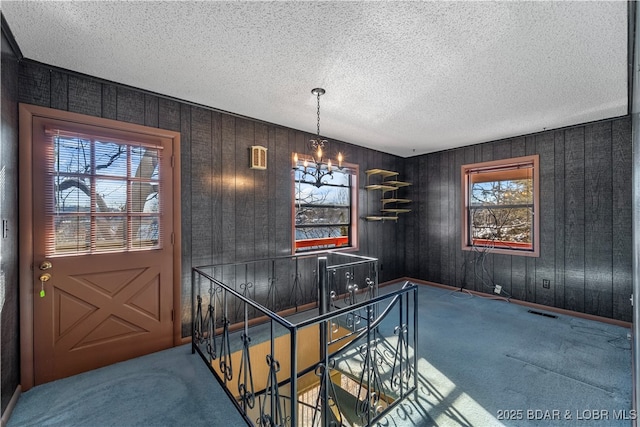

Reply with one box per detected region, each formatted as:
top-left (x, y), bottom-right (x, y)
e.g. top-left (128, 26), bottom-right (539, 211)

top-left (364, 169), bottom-right (412, 222)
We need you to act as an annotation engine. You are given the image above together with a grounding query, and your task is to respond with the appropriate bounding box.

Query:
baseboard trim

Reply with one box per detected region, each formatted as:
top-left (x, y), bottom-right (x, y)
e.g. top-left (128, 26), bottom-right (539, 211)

top-left (389, 276), bottom-right (633, 329)
top-left (1, 385), bottom-right (22, 427)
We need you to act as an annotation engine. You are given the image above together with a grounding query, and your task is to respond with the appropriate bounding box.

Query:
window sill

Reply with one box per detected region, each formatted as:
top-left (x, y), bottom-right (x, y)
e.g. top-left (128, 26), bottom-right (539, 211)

top-left (462, 243), bottom-right (539, 258)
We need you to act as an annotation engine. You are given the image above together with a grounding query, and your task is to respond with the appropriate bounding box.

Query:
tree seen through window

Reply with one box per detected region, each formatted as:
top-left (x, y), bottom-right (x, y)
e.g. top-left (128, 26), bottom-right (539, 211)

top-left (294, 163), bottom-right (354, 252)
top-left (462, 155), bottom-right (539, 255)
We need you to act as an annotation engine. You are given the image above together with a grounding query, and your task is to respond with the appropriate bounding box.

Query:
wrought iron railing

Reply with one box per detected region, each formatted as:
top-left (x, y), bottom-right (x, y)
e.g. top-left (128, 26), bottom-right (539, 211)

top-left (192, 252), bottom-right (418, 426)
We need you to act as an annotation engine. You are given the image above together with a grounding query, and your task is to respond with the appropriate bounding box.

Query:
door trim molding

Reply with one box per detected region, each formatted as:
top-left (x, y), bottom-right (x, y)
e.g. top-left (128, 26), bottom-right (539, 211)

top-left (18, 103), bottom-right (182, 390)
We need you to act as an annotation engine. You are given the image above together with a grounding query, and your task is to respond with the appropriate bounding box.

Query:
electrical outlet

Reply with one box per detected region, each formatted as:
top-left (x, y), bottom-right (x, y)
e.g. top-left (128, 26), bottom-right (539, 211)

top-left (494, 284), bottom-right (502, 294)
top-left (542, 279), bottom-right (550, 289)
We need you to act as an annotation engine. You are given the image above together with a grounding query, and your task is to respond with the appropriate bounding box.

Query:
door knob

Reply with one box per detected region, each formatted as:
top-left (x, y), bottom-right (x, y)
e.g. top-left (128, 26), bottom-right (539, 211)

top-left (39, 261), bottom-right (52, 270)
top-left (39, 273), bottom-right (51, 282)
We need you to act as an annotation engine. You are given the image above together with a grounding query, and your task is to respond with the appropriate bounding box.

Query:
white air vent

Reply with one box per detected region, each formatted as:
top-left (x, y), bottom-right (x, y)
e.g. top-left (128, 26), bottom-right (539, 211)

top-left (250, 145), bottom-right (267, 170)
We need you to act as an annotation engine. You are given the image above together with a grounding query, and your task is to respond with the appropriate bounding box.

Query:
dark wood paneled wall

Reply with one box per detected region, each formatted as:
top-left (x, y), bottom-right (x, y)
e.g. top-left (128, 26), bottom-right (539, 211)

top-left (1, 29), bottom-right (21, 414)
top-left (15, 60), bottom-right (633, 342)
top-left (404, 118), bottom-right (633, 321)
top-left (17, 61), bottom-right (404, 335)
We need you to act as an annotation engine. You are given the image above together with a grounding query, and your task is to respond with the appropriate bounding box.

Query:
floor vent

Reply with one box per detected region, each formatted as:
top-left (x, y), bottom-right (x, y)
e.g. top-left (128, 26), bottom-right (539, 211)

top-left (528, 309), bottom-right (557, 319)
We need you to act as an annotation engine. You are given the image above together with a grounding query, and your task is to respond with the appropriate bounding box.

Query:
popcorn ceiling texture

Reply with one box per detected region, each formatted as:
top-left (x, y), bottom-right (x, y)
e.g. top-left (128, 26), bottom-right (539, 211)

top-left (2, 1), bottom-right (628, 157)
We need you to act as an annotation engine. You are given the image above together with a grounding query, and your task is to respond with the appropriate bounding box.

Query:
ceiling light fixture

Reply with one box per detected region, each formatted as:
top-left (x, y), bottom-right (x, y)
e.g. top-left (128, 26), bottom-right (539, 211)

top-left (292, 88), bottom-right (343, 187)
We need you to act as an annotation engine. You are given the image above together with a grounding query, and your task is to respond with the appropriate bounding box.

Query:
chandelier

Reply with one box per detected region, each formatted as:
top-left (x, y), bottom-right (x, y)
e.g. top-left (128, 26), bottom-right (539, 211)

top-left (293, 88), bottom-right (343, 187)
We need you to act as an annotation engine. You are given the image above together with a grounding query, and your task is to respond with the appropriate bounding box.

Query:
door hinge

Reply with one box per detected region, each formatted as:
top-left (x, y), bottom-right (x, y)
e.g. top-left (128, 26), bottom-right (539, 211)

top-left (171, 310), bottom-right (174, 321)
top-left (171, 232), bottom-right (175, 245)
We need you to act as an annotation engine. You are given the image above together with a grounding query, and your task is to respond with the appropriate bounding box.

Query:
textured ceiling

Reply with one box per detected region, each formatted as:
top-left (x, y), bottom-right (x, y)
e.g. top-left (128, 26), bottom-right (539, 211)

top-left (2, 1), bottom-right (629, 157)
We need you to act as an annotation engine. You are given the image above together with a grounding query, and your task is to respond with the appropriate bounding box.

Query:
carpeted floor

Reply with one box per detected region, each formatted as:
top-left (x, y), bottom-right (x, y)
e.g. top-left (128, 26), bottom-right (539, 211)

top-left (377, 283), bottom-right (632, 427)
top-left (7, 283), bottom-right (632, 427)
top-left (6, 345), bottom-right (247, 427)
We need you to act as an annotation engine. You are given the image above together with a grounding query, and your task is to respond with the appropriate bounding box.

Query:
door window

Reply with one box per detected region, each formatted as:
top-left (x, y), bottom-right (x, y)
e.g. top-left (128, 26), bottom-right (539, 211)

top-left (48, 130), bottom-right (163, 256)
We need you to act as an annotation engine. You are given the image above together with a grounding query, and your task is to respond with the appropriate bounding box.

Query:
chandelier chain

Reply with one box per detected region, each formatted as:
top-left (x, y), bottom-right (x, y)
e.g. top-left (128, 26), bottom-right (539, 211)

top-left (316, 92), bottom-right (321, 137)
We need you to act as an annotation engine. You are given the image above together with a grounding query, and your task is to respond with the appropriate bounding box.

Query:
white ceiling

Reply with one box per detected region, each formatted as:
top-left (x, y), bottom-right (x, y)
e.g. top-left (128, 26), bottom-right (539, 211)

top-left (2, 1), bottom-right (629, 157)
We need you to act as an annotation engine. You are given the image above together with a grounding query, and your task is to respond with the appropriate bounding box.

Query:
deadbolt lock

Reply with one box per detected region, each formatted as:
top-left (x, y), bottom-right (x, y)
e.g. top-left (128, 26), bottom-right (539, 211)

top-left (39, 261), bottom-right (52, 270)
top-left (39, 273), bottom-right (51, 282)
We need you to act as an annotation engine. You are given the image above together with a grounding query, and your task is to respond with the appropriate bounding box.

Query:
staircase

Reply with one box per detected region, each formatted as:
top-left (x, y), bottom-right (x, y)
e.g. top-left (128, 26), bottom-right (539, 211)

top-left (192, 253), bottom-right (418, 426)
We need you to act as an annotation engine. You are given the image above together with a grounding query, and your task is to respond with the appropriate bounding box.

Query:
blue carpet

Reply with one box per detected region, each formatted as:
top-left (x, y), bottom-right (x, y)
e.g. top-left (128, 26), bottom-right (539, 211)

top-left (7, 283), bottom-right (632, 427)
top-left (7, 345), bottom-right (246, 427)
top-left (376, 284), bottom-right (632, 427)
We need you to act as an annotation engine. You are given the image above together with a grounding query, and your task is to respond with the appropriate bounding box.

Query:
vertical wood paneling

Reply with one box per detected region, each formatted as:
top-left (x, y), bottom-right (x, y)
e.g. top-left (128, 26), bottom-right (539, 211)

top-left (221, 115), bottom-right (236, 264)
top-left (426, 152), bottom-right (440, 283)
top-left (564, 127), bottom-right (585, 313)
top-left (144, 94), bottom-right (159, 128)
top-left (446, 151), bottom-right (457, 286)
top-left (254, 123), bottom-right (270, 258)
top-left (511, 137), bottom-right (525, 157)
top-left (101, 84), bottom-right (117, 120)
top-left (462, 146), bottom-right (476, 291)
top-left (438, 151), bottom-right (450, 285)
top-left (179, 104), bottom-right (192, 335)
top-left (18, 63), bottom-right (50, 106)
top-left (584, 122), bottom-right (613, 317)
top-left (68, 75), bottom-right (101, 117)
top-left (612, 119), bottom-right (632, 321)
top-left (553, 131), bottom-right (566, 309)
top-left (274, 128), bottom-right (291, 256)
top-left (179, 104), bottom-right (192, 268)
top-left (355, 146), bottom-right (367, 256)
top-left (190, 107), bottom-right (213, 266)
top-left (403, 157), bottom-right (418, 277)
top-left (525, 137), bottom-right (536, 302)
top-left (50, 70), bottom-right (68, 110)
top-left (267, 126), bottom-right (277, 258)
top-left (453, 149), bottom-right (466, 288)
top-left (535, 132), bottom-right (555, 306)
top-left (116, 87), bottom-right (144, 125)
top-left (2, 31), bottom-right (21, 412)
top-left (158, 98), bottom-right (181, 132)
top-left (211, 112), bottom-right (223, 262)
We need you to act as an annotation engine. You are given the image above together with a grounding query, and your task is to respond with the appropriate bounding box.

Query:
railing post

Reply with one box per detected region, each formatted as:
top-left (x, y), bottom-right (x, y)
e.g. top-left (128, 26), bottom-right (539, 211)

top-left (191, 268), bottom-right (196, 354)
top-left (290, 327), bottom-right (298, 427)
top-left (413, 286), bottom-right (418, 395)
top-left (318, 256), bottom-right (329, 316)
top-left (318, 256), bottom-right (330, 427)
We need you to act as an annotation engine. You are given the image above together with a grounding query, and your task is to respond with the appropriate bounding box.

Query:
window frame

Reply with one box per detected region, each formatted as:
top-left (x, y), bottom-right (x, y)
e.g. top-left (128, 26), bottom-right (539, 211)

top-left (461, 155), bottom-right (540, 257)
top-left (292, 156), bottom-right (359, 254)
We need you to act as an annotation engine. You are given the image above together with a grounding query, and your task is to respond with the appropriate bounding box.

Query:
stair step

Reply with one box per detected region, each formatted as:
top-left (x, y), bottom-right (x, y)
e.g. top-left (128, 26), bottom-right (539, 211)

top-left (331, 382), bottom-right (364, 426)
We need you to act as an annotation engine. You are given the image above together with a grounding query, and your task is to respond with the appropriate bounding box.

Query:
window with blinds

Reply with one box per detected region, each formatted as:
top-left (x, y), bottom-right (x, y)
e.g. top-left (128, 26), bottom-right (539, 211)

top-left (47, 129), bottom-right (163, 256)
top-left (461, 155), bottom-right (540, 257)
